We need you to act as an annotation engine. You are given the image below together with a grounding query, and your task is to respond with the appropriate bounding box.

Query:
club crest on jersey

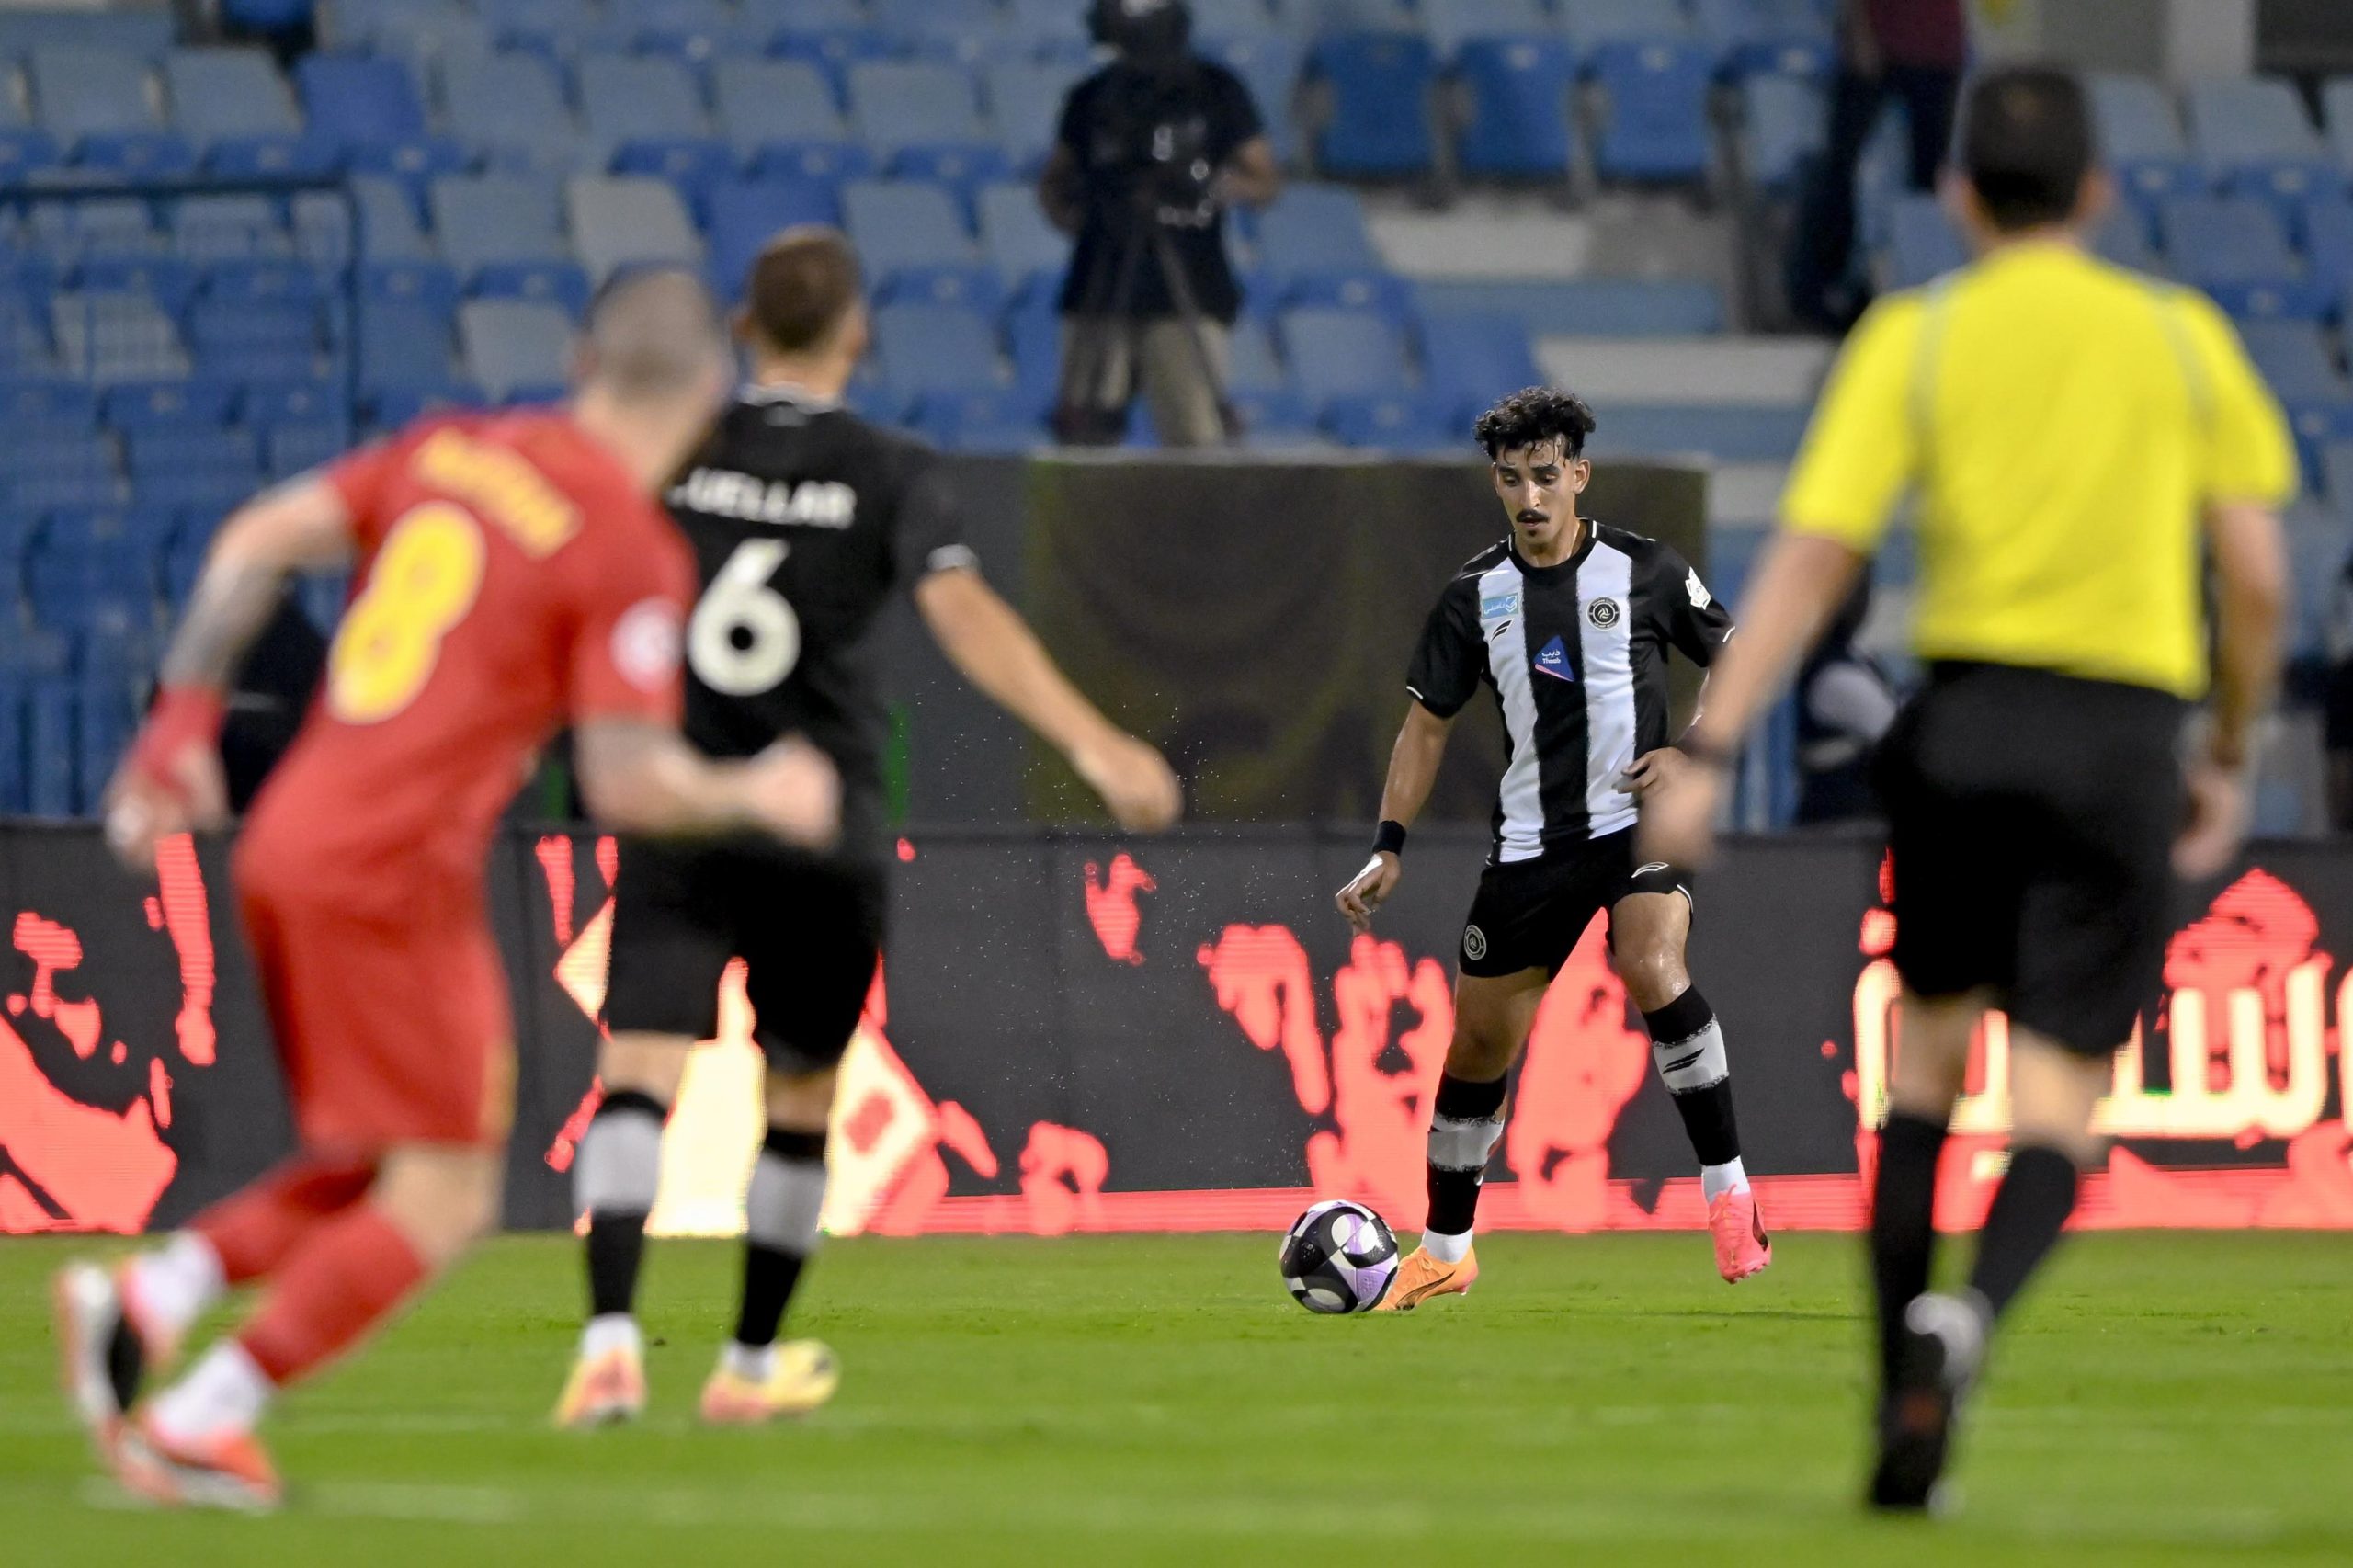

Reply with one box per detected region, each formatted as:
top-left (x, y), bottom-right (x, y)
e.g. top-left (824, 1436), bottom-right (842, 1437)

top-left (1687, 570), bottom-right (1711, 608)
top-left (1533, 635), bottom-right (1576, 682)
top-left (1586, 597), bottom-right (1621, 629)
top-left (1462, 925), bottom-right (1488, 961)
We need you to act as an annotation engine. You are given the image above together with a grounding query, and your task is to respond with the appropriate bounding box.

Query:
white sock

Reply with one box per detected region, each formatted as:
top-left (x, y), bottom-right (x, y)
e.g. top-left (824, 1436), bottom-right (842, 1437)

top-left (582, 1313), bottom-right (641, 1360)
top-left (126, 1233), bottom-right (225, 1341)
top-left (1702, 1158), bottom-right (1750, 1203)
top-left (149, 1341), bottom-right (273, 1446)
top-left (1421, 1226), bottom-right (1472, 1265)
top-left (722, 1341), bottom-right (777, 1383)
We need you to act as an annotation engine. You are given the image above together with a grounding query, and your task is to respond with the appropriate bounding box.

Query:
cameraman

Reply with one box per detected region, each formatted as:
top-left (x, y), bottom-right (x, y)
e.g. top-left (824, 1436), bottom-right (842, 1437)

top-left (1040, 0), bottom-right (1279, 447)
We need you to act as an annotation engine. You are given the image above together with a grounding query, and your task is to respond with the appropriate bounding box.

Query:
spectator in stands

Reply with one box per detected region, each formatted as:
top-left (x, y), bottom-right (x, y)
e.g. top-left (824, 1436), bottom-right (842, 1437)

top-left (219, 0), bottom-right (316, 62)
top-left (1787, 0), bottom-right (1968, 331)
top-left (1040, 0), bottom-right (1279, 447)
top-left (1794, 580), bottom-right (1900, 825)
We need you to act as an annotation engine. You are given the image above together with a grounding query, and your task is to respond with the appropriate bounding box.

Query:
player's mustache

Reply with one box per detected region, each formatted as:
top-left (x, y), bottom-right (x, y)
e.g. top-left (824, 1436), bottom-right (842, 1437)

top-left (1516, 510), bottom-right (1548, 524)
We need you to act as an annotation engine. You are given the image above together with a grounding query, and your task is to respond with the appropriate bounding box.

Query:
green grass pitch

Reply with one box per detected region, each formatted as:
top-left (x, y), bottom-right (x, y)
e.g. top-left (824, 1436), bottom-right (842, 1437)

top-left (2, 1232), bottom-right (2350, 1564)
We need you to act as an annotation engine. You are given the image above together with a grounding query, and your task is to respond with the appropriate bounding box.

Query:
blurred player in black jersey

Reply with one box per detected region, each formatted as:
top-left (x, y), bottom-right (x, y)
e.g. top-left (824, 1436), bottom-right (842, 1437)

top-left (1334, 388), bottom-right (1771, 1311)
top-left (556, 229), bottom-right (1183, 1427)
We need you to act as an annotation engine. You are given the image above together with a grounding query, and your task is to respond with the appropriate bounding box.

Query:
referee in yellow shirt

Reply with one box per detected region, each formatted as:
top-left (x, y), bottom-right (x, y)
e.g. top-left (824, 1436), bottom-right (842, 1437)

top-left (1642, 65), bottom-right (2296, 1511)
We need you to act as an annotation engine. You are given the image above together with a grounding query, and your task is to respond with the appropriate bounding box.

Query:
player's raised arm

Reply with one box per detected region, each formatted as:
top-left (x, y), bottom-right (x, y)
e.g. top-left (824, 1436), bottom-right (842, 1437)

top-left (914, 566), bottom-right (1182, 832)
top-left (104, 474), bottom-right (360, 868)
top-left (1336, 699), bottom-right (1456, 933)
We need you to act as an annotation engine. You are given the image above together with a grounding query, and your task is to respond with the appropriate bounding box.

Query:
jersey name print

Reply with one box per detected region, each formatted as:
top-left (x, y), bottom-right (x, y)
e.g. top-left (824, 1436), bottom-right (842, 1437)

top-left (1407, 523), bottom-right (1733, 863)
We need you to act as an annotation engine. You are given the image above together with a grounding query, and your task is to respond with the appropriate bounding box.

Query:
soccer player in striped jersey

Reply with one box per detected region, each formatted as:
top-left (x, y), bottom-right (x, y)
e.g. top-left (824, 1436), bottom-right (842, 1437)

top-left (1335, 388), bottom-right (1770, 1307)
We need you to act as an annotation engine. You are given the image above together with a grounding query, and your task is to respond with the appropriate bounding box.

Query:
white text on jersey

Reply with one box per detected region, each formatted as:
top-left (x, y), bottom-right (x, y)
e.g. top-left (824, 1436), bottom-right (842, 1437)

top-left (669, 470), bottom-right (858, 529)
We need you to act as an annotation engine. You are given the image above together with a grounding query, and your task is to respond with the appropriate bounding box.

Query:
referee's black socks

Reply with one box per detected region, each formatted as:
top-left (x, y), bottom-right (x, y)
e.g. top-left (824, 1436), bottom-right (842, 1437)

top-left (1870, 1109), bottom-right (1947, 1391)
top-left (1640, 990), bottom-right (1748, 1200)
top-left (1967, 1142), bottom-right (2081, 1323)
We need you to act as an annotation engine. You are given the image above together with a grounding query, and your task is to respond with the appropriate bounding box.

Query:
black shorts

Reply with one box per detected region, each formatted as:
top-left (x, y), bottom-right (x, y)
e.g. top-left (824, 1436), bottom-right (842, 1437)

top-left (602, 837), bottom-right (887, 1072)
top-left (1874, 662), bottom-right (2188, 1057)
top-left (1458, 828), bottom-right (1692, 979)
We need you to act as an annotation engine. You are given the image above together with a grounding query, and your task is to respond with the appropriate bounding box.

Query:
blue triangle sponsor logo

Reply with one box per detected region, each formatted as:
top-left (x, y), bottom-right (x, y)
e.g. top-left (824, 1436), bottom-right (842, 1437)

top-left (1533, 635), bottom-right (1575, 682)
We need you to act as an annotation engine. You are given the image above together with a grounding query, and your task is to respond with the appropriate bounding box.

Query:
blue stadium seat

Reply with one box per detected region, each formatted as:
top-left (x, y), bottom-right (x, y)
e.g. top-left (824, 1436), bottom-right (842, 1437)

top-left (1283, 0), bottom-right (1415, 30)
top-left (713, 56), bottom-right (848, 153)
top-left (1588, 40), bottom-right (1714, 184)
top-left (701, 176), bottom-right (844, 297)
top-left (1180, 0), bottom-right (1282, 39)
top-left (74, 256), bottom-right (199, 315)
top-left (29, 197), bottom-right (161, 262)
top-left (0, 128), bottom-right (64, 185)
top-left (1222, 318), bottom-right (1289, 396)
top-left (1588, 404), bottom-right (1811, 463)
top-left (1004, 297), bottom-right (1061, 407)
top-left (741, 0), bottom-right (870, 38)
top-left (871, 301), bottom-right (1006, 398)
top-left (458, 298), bottom-right (574, 403)
top-left (629, 0), bottom-right (764, 66)
top-left (772, 27), bottom-right (897, 100)
top-left (351, 175), bottom-right (434, 262)
top-left (911, 386), bottom-right (1038, 448)
top-left (1558, 0), bottom-right (1692, 51)
top-left (2240, 320), bottom-right (2353, 481)
top-left (2160, 194), bottom-right (2329, 319)
top-left (575, 51), bottom-right (726, 177)
top-left (567, 175), bottom-right (703, 285)
top-left (124, 425), bottom-right (261, 481)
top-left (1421, 0), bottom-right (1553, 60)
top-left (358, 297), bottom-right (461, 399)
top-left (1691, 0), bottom-right (1832, 80)
top-left (431, 174), bottom-right (587, 310)
top-left (51, 290), bottom-right (188, 383)
top-left (1199, 35), bottom-right (1302, 166)
top-left (847, 62), bottom-right (992, 165)
top-left (1309, 32), bottom-right (1438, 178)
top-left (0, 426), bottom-right (116, 482)
top-left (2325, 439), bottom-right (2353, 514)
top-left (1882, 194), bottom-right (1965, 289)
top-left (1229, 387), bottom-right (1317, 440)
top-left (0, 7), bottom-right (173, 58)
top-left (983, 60), bottom-right (1084, 174)
top-left (240, 378), bottom-right (343, 429)
top-left (2092, 206), bottom-right (2164, 275)
top-left (266, 420), bottom-right (349, 479)
top-left (2302, 195), bottom-right (2353, 301)
top-left (0, 378), bottom-right (97, 428)
top-left (174, 195), bottom-right (295, 264)
top-left (295, 52), bottom-right (459, 177)
top-left (1417, 311), bottom-right (1540, 423)
top-left (975, 183), bottom-right (1069, 298)
top-left (164, 46), bottom-right (323, 175)
top-left (1253, 183), bottom-right (1384, 280)
top-left (873, 0), bottom-right (1015, 66)
top-left (1454, 37), bottom-right (1575, 179)
top-left (438, 51), bottom-right (580, 171)
top-left (2185, 78), bottom-right (2338, 209)
top-left (1742, 74), bottom-right (1823, 194)
top-left (1280, 306), bottom-right (1413, 404)
top-left (2087, 74), bottom-right (2200, 210)
top-left (841, 180), bottom-right (999, 312)
top-left (360, 6), bottom-right (496, 77)
top-left (2325, 79), bottom-right (2353, 176)
top-left (1322, 391), bottom-right (1454, 449)
top-left (102, 379), bottom-right (239, 429)
top-left (28, 44), bottom-right (158, 144)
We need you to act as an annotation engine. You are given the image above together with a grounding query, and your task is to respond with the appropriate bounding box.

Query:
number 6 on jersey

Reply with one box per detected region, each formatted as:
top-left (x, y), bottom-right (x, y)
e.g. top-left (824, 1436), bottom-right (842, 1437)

top-left (689, 538), bottom-right (800, 696)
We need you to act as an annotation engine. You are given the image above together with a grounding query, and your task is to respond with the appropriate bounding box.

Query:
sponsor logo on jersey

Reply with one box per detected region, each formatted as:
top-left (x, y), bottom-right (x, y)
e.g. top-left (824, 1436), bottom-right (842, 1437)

top-left (1533, 634), bottom-right (1575, 682)
top-left (1480, 591), bottom-right (1522, 621)
top-left (611, 597), bottom-right (686, 692)
top-left (668, 470), bottom-right (859, 529)
top-left (1587, 597), bottom-right (1621, 628)
top-left (1686, 570), bottom-right (1711, 608)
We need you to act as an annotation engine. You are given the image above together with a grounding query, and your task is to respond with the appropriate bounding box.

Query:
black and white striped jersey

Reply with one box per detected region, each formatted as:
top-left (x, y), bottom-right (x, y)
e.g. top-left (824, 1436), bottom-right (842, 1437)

top-left (1406, 523), bottom-right (1733, 862)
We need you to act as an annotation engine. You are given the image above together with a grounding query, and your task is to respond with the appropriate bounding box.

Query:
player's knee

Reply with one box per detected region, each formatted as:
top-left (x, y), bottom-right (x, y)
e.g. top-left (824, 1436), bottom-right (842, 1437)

top-left (372, 1145), bottom-right (503, 1267)
top-left (599, 1031), bottom-right (691, 1105)
top-left (1610, 944), bottom-right (1687, 1013)
top-left (1445, 1020), bottom-right (1518, 1081)
top-left (765, 1065), bottom-right (839, 1130)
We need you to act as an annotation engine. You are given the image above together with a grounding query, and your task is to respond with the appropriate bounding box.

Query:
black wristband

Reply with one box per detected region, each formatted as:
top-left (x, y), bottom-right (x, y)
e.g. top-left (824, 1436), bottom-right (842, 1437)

top-left (1373, 820), bottom-right (1407, 856)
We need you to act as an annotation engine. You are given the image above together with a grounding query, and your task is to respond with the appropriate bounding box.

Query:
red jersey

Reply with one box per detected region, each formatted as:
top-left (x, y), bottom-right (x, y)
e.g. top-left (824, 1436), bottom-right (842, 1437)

top-left (239, 411), bottom-right (695, 920)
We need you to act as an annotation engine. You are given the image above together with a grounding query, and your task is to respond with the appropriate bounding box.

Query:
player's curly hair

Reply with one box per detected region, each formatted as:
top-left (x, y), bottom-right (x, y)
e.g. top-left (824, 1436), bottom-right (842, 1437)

top-left (1473, 387), bottom-right (1598, 460)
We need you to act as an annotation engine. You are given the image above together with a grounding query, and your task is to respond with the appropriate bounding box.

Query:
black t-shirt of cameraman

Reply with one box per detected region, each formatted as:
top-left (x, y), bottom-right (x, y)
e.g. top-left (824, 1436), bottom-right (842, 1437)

top-left (1039, 1), bottom-right (1279, 447)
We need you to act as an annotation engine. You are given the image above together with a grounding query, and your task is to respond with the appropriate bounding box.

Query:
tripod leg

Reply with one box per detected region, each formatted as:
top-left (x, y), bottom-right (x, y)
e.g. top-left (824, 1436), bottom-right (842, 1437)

top-left (1145, 222), bottom-right (1241, 446)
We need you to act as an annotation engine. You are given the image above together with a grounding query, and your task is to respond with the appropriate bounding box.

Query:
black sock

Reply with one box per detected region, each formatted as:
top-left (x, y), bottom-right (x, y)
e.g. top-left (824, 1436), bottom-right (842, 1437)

top-left (1425, 1072), bottom-right (1508, 1235)
top-left (1642, 990), bottom-right (1741, 1167)
top-left (1967, 1143), bottom-right (2081, 1321)
top-left (736, 1126), bottom-right (828, 1349)
top-left (582, 1089), bottom-right (666, 1320)
top-left (1870, 1110), bottom-right (1949, 1392)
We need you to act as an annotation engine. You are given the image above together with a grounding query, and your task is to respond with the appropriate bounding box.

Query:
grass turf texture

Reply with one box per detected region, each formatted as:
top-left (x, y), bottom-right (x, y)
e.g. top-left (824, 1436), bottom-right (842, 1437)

top-left (1, 1233), bottom-right (2348, 1564)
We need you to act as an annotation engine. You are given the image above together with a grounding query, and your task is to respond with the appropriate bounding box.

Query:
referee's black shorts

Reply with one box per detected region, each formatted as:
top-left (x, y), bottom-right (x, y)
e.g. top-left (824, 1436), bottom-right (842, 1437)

top-left (1874, 661), bottom-right (2188, 1056)
top-left (602, 836), bottom-right (887, 1073)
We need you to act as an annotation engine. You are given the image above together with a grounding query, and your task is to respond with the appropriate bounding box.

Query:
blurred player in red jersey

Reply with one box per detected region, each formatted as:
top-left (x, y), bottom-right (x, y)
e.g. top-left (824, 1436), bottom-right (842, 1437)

top-left (51, 269), bottom-right (842, 1512)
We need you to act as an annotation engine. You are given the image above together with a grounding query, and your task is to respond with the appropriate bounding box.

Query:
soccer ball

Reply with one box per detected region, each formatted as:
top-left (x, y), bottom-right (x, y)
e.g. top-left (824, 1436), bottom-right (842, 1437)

top-left (1279, 1199), bottom-right (1399, 1313)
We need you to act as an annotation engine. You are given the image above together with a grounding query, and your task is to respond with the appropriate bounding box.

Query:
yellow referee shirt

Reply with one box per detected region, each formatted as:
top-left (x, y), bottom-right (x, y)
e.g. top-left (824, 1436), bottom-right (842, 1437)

top-left (1779, 242), bottom-right (2299, 698)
